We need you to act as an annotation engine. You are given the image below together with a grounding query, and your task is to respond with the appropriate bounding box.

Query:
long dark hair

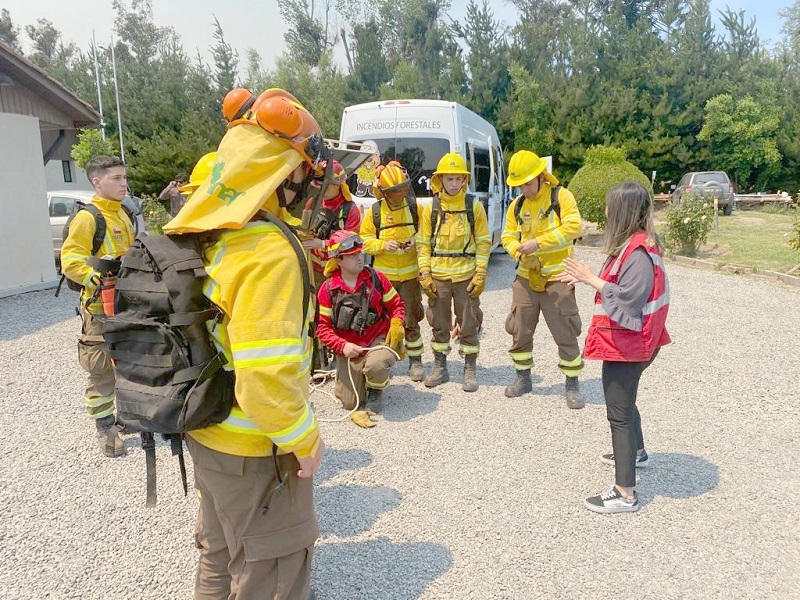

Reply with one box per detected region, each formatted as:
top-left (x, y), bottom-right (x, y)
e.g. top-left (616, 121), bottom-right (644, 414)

top-left (601, 182), bottom-right (662, 255)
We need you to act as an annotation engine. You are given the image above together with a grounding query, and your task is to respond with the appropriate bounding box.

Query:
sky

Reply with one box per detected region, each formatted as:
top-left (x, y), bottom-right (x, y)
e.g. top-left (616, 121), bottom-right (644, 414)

top-left (2, 0), bottom-right (794, 71)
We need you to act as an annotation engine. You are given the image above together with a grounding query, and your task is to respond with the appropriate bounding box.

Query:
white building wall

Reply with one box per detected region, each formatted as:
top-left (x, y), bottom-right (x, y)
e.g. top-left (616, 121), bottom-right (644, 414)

top-left (44, 159), bottom-right (90, 192)
top-left (0, 113), bottom-right (60, 297)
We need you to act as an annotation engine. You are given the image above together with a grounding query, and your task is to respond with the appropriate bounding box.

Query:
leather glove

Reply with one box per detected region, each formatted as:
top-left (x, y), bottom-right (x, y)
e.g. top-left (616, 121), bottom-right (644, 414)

top-left (419, 271), bottom-right (437, 299)
top-left (385, 317), bottom-right (405, 350)
top-left (351, 410), bottom-right (377, 428)
top-left (466, 271), bottom-right (486, 299)
top-left (524, 256), bottom-right (547, 292)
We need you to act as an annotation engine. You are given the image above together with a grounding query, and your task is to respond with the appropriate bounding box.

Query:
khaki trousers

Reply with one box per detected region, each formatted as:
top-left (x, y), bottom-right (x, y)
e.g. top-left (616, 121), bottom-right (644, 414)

top-left (77, 307), bottom-right (116, 420)
top-left (391, 278), bottom-right (424, 356)
top-left (334, 337), bottom-right (396, 409)
top-left (187, 437), bottom-right (318, 600)
top-left (505, 277), bottom-right (584, 375)
top-left (426, 278), bottom-right (480, 355)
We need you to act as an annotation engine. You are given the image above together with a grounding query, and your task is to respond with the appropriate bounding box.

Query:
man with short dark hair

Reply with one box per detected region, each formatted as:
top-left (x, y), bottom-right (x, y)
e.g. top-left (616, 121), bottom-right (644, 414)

top-left (61, 155), bottom-right (134, 457)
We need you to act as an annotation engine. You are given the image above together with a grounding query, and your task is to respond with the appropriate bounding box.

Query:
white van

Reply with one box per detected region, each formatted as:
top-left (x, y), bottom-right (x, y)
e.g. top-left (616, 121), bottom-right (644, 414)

top-left (338, 99), bottom-right (508, 250)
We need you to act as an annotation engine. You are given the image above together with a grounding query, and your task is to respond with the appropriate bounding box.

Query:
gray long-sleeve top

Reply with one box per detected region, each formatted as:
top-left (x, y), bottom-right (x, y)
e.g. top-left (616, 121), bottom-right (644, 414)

top-left (598, 247), bottom-right (654, 332)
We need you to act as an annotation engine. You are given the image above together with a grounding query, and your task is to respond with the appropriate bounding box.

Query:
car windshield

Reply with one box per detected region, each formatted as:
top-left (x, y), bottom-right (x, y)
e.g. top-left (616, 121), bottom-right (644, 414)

top-left (346, 137), bottom-right (451, 199)
top-left (694, 173), bottom-right (727, 184)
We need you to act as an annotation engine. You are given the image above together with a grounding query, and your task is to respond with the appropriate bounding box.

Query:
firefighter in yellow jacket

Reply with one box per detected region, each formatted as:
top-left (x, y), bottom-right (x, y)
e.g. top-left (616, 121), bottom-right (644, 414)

top-left (502, 150), bottom-right (585, 408)
top-left (164, 88), bottom-right (325, 600)
top-left (417, 153), bottom-right (491, 392)
top-left (60, 155), bottom-right (134, 458)
top-left (361, 161), bottom-right (425, 381)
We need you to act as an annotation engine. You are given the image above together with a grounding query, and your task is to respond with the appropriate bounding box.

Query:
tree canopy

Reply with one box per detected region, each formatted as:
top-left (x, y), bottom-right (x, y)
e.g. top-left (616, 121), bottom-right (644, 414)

top-left (3, 0), bottom-right (798, 194)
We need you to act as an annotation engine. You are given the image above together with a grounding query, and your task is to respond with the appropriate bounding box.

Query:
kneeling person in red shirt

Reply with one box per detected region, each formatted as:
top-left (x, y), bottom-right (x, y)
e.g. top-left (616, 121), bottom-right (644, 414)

top-left (317, 231), bottom-right (406, 428)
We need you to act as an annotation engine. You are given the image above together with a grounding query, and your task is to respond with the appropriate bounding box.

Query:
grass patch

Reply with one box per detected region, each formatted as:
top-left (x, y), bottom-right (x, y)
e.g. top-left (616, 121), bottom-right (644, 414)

top-left (654, 207), bottom-right (799, 272)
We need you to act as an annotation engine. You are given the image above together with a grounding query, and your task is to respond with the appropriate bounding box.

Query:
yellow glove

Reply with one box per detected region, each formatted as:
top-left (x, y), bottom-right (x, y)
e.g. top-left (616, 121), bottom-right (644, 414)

top-left (466, 271), bottom-right (486, 299)
top-left (524, 255), bottom-right (547, 292)
top-left (385, 317), bottom-right (405, 350)
top-left (419, 271), bottom-right (437, 299)
top-left (351, 410), bottom-right (377, 428)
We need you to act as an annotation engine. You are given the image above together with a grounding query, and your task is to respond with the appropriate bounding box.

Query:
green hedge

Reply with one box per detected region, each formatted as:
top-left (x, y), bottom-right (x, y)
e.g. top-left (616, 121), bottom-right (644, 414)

top-left (567, 146), bottom-right (653, 228)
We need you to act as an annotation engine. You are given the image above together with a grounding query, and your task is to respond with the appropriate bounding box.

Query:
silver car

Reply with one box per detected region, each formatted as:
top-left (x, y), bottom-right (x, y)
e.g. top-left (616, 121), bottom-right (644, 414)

top-left (671, 171), bottom-right (735, 215)
top-left (48, 190), bottom-right (145, 270)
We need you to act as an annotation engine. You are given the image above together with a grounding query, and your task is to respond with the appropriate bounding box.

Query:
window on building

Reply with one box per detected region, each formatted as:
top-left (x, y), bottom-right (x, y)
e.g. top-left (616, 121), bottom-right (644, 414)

top-left (62, 160), bottom-right (73, 183)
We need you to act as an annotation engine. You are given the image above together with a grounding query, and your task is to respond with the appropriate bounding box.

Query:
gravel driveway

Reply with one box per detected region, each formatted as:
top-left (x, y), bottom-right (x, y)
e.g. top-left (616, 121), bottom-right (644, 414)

top-left (1, 247), bottom-right (798, 599)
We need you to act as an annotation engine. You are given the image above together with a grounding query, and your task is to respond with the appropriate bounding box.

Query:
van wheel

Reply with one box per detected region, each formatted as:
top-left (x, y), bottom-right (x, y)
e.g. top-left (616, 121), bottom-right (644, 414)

top-left (722, 203), bottom-right (733, 216)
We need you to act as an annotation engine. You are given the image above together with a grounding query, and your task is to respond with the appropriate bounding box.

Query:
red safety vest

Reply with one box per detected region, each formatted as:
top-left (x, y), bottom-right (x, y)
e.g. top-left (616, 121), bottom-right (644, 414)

top-left (584, 232), bottom-right (671, 362)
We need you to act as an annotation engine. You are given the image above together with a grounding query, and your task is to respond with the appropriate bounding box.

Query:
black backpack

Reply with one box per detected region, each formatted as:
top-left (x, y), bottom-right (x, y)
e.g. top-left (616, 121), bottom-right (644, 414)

top-left (371, 197), bottom-right (419, 238)
top-left (513, 185), bottom-right (562, 224)
top-left (55, 201), bottom-right (136, 296)
top-left (102, 212), bottom-right (311, 506)
top-left (430, 194), bottom-right (476, 258)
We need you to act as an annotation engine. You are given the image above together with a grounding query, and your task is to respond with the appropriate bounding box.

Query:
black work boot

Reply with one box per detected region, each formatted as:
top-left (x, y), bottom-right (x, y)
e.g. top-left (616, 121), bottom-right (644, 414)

top-left (424, 351), bottom-right (449, 388)
top-left (407, 355), bottom-right (425, 382)
top-left (462, 354), bottom-right (479, 392)
top-left (565, 376), bottom-right (585, 409)
top-left (504, 369), bottom-right (533, 398)
top-left (366, 387), bottom-right (383, 406)
top-left (95, 415), bottom-right (126, 458)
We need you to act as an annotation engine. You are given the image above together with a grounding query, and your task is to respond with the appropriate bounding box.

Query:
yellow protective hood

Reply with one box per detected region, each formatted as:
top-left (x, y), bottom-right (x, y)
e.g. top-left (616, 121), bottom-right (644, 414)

top-left (164, 123), bottom-right (303, 234)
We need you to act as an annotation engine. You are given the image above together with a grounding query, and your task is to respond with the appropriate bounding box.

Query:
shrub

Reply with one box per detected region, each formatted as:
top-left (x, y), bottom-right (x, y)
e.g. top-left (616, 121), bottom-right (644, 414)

top-left (567, 145), bottom-right (653, 228)
top-left (790, 214), bottom-right (800, 251)
top-left (663, 193), bottom-right (715, 256)
top-left (141, 195), bottom-right (170, 236)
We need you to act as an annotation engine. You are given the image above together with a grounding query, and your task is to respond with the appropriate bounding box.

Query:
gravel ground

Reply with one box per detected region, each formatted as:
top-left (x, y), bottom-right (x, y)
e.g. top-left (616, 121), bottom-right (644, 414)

top-left (1, 247), bottom-right (798, 600)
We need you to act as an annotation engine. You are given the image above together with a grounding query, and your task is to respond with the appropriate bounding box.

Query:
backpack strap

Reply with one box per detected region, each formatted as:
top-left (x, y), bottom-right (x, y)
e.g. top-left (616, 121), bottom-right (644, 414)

top-left (430, 195), bottom-right (476, 258)
top-left (543, 185), bottom-right (562, 220)
top-left (372, 198), bottom-right (419, 240)
top-left (54, 204), bottom-right (107, 298)
top-left (255, 211), bottom-right (311, 326)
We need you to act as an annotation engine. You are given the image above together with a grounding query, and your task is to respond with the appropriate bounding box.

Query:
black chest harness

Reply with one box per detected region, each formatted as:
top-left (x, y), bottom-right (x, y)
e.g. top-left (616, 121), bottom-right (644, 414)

top-left (430, 194), bottom-right (477, 258)
top-left (310, 202), bottom-right (356, 240)
top-left (326, 267), bottom-right (386, 334)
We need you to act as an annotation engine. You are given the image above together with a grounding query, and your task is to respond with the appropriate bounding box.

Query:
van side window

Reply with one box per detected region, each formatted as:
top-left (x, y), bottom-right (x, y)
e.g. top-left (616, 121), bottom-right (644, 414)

top-left (49, 196), bottom-right (76, 217)
top-left (472, 147), bottom-right (491, 193)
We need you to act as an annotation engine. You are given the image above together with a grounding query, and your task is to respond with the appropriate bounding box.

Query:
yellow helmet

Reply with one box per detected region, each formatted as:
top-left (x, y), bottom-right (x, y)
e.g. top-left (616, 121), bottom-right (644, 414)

top-left (433, 152), bottom-right (470, 177)
top-left (179, 152), bottom-right (217, 194)
top-left (373, 161), bottom-right (410, 199)
top-left (431, 152), bottom-right (470, 194)
top-left (506, 150), bottom-right (547, 187)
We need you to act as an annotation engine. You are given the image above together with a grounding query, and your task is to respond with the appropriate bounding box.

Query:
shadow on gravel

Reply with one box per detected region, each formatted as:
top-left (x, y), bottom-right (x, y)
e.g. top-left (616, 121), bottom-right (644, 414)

top-left (313, 538), bottom-right (453, 600)
top-left (376, 383), bottom-right (441, 422)
top-left (316, 485), bottom-right (402, 537)
top-left (635, 452), bottom-right (720, 507)
top-left (0, 288), bottom-right (79, 341)
top-left (316, 448), bottom-right (374, 486)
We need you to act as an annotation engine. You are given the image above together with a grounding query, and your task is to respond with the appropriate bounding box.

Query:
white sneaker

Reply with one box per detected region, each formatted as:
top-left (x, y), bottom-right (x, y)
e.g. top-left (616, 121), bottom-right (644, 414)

top-left (600, 451), bottom-right (650, 468)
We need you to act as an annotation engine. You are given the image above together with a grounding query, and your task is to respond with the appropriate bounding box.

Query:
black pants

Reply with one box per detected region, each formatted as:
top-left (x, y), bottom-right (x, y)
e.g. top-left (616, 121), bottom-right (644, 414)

top-left (602, 351), bottom-right (658, 488)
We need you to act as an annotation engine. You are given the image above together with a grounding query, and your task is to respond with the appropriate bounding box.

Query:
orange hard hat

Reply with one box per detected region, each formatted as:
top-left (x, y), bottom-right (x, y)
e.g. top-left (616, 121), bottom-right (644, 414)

top-left (253, 89), bottom-right (324, 165)
top-left (222, 88), bottom-right (256, 122)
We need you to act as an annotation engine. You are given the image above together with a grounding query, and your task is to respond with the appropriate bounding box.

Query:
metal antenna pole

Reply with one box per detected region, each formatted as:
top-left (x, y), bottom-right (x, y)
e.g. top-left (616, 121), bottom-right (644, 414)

top-left (92, 31), bottom-right (106, 140)
top-left (110, 35), bottom-right (125, 162)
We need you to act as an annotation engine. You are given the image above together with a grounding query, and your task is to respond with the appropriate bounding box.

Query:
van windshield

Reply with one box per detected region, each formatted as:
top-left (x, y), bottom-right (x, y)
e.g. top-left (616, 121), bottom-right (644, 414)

top-left (347, 137), bottom-right (450, 199)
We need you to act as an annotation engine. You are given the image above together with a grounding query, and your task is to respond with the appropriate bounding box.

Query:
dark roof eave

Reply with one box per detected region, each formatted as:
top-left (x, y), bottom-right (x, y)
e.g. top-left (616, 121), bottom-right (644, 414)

top-left (0, 41), bottom-right (101, 127)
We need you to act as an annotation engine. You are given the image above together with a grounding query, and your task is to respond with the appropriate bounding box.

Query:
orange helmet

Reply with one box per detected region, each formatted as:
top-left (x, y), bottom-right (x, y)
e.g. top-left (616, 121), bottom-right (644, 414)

top-left (222, 88), bottom-right (256, 122)
top-left (311, 159), bottom-right (352, 200)
top-left (327, 230), bottom-right (363, 258)
top-left (373, 161), bottom-right (410, 199)
top-left (253, 89), bottom-right (324, 165)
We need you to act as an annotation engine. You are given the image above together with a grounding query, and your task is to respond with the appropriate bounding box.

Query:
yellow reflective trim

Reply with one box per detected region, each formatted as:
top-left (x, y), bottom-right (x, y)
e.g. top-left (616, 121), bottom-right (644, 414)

top-left (84, 394), bottom-right (114, 408)
top-left (560, 355), bottom-right (583, 367)
top-left (509, 351), bottom-right (532, 361)
top-left (319, 306), bottom-right (333, 317)
top-left (382, 288), bottom-right (398, 302)
top-left (265, 403), bottom-right (317, 446)
top-left (431, 341), bottom-right (451, 353)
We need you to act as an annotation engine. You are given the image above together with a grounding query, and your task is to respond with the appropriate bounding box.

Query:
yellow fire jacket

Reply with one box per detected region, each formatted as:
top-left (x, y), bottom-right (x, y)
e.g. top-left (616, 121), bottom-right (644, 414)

top-left (186, 221), bottom-right (319, 459)
top-left (360, 200), bottom-right (419, 282)
top-left (60, 196), bottom-right (134, 314)
top-left (416, 191), bottom-right (491, 283)
top-left (501, 177), bottom-right (582, 282)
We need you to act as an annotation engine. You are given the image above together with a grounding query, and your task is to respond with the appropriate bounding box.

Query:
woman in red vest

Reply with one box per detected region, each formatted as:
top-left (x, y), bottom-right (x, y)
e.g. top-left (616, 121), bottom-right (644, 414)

top-left (558, 182), bottom-right (671, 514)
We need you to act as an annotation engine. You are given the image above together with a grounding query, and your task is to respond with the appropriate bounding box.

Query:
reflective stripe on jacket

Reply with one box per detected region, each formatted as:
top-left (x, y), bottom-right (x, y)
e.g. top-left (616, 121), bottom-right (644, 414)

top-left (583, 232), bottom-right (671, 362)
top-left (501, 180), bottom-right (581, 282)
top-left (416, 191), bottom-right (491, 283)
top-left (361, 200), bottom-right (419, 282)
top-left (187, 220), bottom-right (319, 459)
